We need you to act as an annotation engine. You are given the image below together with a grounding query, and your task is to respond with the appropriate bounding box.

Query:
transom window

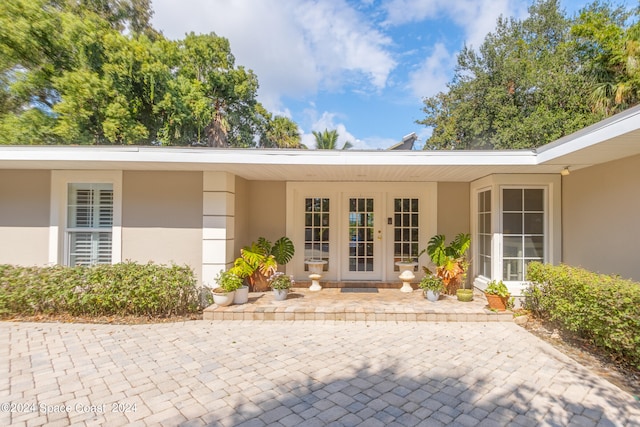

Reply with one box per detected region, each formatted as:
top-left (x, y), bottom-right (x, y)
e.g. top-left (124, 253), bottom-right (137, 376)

top-left (67, 183), bottom-right (113, 266)
top-left (502, 188), bottom-right (544, 281)
top-left (304, 198), bottom-right (329, 271)
top-left (477, 190), bottom-right (491, 278)
top-left (393, 198), bottom-right (419, 270)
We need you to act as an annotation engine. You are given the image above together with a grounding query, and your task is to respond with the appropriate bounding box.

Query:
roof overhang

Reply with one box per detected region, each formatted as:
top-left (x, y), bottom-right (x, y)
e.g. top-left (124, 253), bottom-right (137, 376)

top-left (1, 104), bottom-right (638, 182)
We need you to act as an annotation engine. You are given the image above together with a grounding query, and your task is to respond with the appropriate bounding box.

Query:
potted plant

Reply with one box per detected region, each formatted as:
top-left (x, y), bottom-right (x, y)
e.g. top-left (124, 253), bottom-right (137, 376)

top-left (229, 236), bottom-right (295, 292)
top-left (456, 289), bottom-right (474, 302)
top-left (212, 270), bottom-right (243, 307)
top-left (418, 275), bottom-right (444, 302)
top-left (268, 272), bottom-right (294, 301)
top-left (419, 233), bottom-right (470, 295)
top-left (233, 281), bottom-right (250, 305)
top-left (485, 280), bottom-right (510, 311)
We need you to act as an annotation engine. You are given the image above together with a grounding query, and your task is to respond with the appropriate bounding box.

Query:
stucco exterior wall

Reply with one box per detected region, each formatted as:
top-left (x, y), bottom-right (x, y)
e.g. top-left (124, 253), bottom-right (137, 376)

top-left (0, 170), bottom-right (50, 265)
top-left (121, 171), bottom-right (203, 281)
top-left (246, 181), bottom-right (287, 244)
top-left (234, 176), bottom-right (250, 251)
top-left (437, 182), bottom-right (470, 237)
top-left (563, 154), bottom-right (640, 280)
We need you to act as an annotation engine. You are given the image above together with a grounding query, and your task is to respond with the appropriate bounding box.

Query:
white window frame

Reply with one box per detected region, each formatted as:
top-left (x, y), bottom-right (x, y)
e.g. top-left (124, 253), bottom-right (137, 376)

top-left (500, 186), bottom-right (547, 283)
top-left (470, 174), bottom-right (561, 295)
top-left (475, 187), bottom-right (492, 280)
top-left (49, 171), bottom-right (122, 265)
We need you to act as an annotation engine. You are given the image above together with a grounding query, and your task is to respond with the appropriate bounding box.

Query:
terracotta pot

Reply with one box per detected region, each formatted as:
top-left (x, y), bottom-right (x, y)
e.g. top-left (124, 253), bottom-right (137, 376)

top-left (485, 293), bottom-right (508, 311)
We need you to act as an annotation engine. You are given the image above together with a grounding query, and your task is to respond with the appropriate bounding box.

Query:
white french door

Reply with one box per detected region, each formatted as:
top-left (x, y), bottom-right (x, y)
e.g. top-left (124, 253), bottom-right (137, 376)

top-left (341, 194), bottom-right (382, 280)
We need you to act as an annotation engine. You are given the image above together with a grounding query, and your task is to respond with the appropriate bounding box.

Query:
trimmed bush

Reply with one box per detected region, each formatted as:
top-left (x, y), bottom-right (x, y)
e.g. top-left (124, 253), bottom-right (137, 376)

top-left (525, 262), bottom-right (640, 369)
top-left (0, 262), bottom-right (200, 318)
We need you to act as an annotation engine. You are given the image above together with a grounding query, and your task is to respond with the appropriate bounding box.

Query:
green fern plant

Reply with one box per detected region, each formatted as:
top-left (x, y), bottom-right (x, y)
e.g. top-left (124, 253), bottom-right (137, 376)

top-left (419, 233), bottom-right (470, 294)
top-left (229, 236), bottom-right (295, 291)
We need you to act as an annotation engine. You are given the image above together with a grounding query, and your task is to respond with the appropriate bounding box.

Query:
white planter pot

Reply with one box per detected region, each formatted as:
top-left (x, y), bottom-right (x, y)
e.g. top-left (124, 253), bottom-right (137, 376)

top-left (212, 291), bottom-right (235, 307)
top-left (425, 290), bottom-right (440, 302)
top-left (233, 286), bottom-right (249, 304)
top-left (272, 289), bottom-right (288, 301)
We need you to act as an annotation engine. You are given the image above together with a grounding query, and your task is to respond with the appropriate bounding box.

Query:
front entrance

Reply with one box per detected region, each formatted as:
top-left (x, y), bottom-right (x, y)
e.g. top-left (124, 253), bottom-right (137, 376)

top-left (342, 195), bottom-right (381, 280)
top-left (286, 182), bottom-right (437, 283)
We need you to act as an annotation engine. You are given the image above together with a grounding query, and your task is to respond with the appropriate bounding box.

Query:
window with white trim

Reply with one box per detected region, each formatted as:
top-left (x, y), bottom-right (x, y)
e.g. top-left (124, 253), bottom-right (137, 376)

top-left (502, 188), bottom-right (544, 281)
top-left (67, 183), bottom-right (113, 266)
top-left (477, 190), bottom-right (491, 278)
top-left (393, 198), bottom-right (419, 271)
top-left (304, 197), bottom-right (329, 271)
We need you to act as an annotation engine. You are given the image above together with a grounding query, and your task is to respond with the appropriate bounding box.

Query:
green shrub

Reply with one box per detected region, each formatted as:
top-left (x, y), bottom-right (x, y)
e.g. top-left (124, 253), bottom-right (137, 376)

top-left (0, 262), bottom-right (201, 318)
top-left (525, 262), bottom-right (640, 369)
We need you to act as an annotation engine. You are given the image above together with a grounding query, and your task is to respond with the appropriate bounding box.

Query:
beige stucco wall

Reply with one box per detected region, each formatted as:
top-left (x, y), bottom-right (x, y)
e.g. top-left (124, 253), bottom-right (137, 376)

top-left (247, 181), bottom-right (286, 243)
top-left (563, 154), bottom-right (640, 280)
top-left (234, 179), bottom-right (286, 251)
top-left (121, 171), bottom-right (203, 281)
top-left (234, 176), bottom-right (250, 252)
top-left (0, 170), bottom-right (51, 265)
top-left (437, 182), bottom-right (470, 237)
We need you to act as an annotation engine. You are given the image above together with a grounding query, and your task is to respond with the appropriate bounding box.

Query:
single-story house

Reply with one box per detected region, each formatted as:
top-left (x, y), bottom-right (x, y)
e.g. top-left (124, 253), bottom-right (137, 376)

top-left (1, 105), bottom-right (640, 297)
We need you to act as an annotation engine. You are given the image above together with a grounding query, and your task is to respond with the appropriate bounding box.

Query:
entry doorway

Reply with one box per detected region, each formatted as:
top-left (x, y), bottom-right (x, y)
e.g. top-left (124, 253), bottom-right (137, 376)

top-left (286, 182), bottom-right (438, 283)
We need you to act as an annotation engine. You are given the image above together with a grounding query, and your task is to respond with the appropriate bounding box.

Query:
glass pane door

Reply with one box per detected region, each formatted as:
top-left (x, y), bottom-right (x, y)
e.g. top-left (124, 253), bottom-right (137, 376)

top-left (343, 195), bottom-right (381, 280)
top-left (348, 197), bottom-right (375, 272)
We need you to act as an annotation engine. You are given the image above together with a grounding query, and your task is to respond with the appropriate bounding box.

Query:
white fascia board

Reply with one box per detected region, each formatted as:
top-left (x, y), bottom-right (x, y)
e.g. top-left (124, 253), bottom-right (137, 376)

top-left (535, 105), bottom-right (640, 164)
top-left (0, 146), bottom-right (538, 167)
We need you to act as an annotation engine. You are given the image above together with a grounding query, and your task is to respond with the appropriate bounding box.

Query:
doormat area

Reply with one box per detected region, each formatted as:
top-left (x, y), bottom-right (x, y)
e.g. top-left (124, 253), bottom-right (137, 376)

top-left (340, 288), bottom-right (379, 293)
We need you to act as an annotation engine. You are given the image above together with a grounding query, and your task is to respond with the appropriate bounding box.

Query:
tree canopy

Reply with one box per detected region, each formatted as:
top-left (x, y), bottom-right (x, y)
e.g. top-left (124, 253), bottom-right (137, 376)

top-left (418, 0), bottom-right (639, 150)
top-left (0, 0), bottom-right (297, 147)
top-left (312, 129), bottom-right (352, 150)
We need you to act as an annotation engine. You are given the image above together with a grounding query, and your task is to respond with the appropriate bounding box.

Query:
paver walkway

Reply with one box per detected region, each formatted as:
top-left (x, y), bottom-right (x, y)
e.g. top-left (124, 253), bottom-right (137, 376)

top-left (203, 288), bottom-right (514, 322)
top-left (1, 321), bottom-right (639, 426)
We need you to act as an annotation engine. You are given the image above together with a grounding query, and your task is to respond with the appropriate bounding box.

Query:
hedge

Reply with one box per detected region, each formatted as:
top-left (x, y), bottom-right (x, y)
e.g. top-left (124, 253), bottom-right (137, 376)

top-left (0, 262), bottom-right (201, 318)
top-left (525, 262), bottom-right (640, 369)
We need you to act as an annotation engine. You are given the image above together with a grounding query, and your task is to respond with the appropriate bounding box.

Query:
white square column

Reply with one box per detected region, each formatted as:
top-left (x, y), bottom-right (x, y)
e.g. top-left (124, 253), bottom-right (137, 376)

top-left (202, 172), bottom-right (235, 287)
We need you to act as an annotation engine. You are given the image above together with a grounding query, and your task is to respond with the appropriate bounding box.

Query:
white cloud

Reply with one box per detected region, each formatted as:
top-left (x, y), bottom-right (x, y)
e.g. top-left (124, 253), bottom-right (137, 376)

top-left (407, 42), bottom-right (455, 99)
top-left (301, 110), bottom-right (395, 150)
top-left (151, 0), bottom-right (396, 112)
top-left (383, 0), bottom-right (520, 48)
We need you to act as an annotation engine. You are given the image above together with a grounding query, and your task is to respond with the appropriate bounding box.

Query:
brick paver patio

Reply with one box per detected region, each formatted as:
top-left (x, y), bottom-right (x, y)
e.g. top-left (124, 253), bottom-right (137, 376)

top-left (2, 320), bottom-right (639, 426)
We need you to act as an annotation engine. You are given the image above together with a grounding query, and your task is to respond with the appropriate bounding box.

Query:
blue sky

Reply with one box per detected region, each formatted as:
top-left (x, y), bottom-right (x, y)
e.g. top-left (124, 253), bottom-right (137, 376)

top-left (152, 0), bottom-right (589, 149)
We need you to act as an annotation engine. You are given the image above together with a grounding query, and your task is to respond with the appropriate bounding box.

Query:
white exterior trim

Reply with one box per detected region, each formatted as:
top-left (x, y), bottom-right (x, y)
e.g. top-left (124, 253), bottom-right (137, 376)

top-left (470, 174), bottom-right (561, 296)
top-left (286, 182), bottom-right (437, 282)
top-left (49, 170), bottom-right (122, 265)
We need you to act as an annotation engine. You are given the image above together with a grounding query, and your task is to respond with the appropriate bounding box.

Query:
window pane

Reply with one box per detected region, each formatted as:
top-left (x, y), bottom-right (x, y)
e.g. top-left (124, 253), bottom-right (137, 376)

top-left (524, 213), bottom-right (543, 234)
top-left (524, 189), bottom-right (544, 211)
top-left (483, 235), bottom-right (491, 255)
top-left (503, 213), bottom-right (522, 234)
top-left (524, 236), bottom-right (544, 258)
top-left (503, 236), bottom-right (522, 257)
top-left (503, 189), bottom-right (522, 211)
top-left (503, 259), bottom-right (523, 281)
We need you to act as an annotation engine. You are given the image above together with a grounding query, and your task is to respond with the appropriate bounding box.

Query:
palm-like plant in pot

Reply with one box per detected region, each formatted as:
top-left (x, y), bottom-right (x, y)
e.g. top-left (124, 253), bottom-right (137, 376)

top-left (229, 236), bottom-right (295, 292)
top-left (420, 233), bottom-right (470, 295)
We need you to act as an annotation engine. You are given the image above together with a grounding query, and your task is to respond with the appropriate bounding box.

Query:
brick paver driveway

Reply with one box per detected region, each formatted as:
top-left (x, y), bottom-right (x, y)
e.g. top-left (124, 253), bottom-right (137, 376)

top-left (2, 321), bottom-right (639, 426)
